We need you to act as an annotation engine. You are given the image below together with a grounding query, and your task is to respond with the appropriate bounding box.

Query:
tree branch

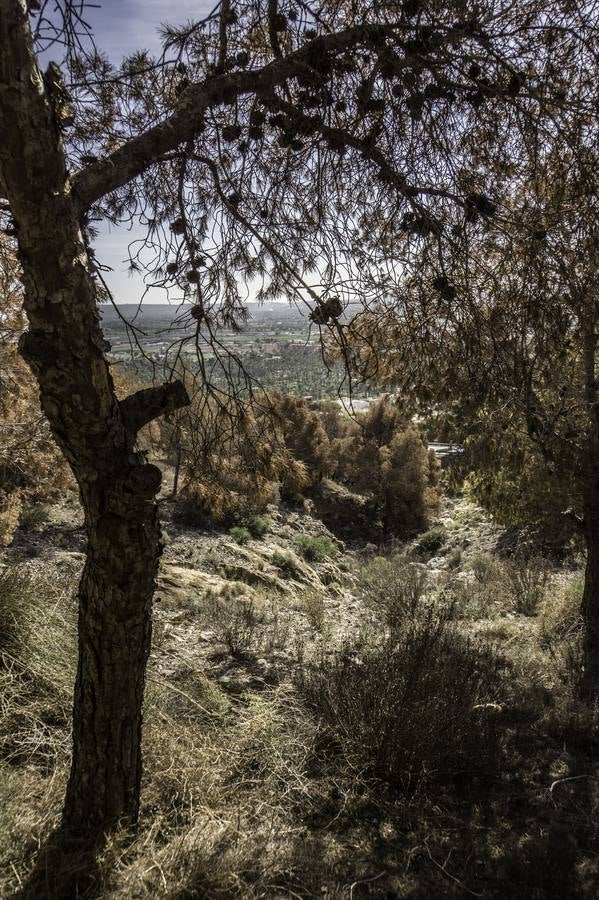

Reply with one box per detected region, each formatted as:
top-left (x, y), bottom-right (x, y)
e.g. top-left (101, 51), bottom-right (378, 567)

top-left (267, 0), bottom-right (283, 59)
top-left (217, 0), bottom-right (230, 71)
top-left (120, 380), bottom-right (190, 435)
top-left (72, 24), bottom-right (399, 209)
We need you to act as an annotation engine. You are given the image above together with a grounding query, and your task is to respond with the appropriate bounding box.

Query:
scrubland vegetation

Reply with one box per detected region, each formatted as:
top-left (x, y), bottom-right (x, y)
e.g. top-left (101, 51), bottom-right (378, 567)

top-left (1, 526), bottom-right (598, 898)
top-left (162, 389), bottom-right (440, 542)
top-left (2, 0), bottom-right (599, 896)
top-left (2, 341), bottom-right (597, 896)
top-left (1, 362), bottom-right (598, 896)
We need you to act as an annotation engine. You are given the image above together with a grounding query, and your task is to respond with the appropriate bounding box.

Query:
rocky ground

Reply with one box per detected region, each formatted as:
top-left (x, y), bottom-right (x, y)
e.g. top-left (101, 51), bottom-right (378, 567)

top-left (1, 488), bottom-right (581, 698)
top-left (0, 488), bottom-right (512, 692)
top-left (2, 488), bottom-right (598, 900)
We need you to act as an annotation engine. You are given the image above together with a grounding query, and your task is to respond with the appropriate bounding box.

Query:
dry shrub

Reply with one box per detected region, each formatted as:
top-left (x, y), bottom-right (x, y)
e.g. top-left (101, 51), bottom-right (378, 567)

top-left (204, 591), bottom-right (267, 657)
top-left (505, 555), bottom-right (550, 616)
top-left (167, 383), bottom-right (439, 543)
top-left (267, 391), bottom-right (334, 498)
top-left (447, 553), bottom-right (548, 622)
top-left (178, 476), bottom-right (278, 526)
top-left (461, 552), bottom-right (549, 618)
top-left (170, 381), bottom-right (311, 524)
top-left (300, 602), bottom-right (502, 794)
top-left (441, 553), bottom-right (508, 620)
top-left (330, 397), bottom-right (441, 539)
top-left (470, 551), bottom-right (504, 586)
top-left (356, 555), bottom-right (428, 629)
top-left (260, 602), bottom-right (291, 655)
top-left (442, 552), bottom-right (516, 620)
top-left (0, 490), bottom-right (22, 546)
top-left (302, 589), bottom-right (326, 631)
top-left (539, 575), bottom-right (584, 687)
top-left (201, 588), bottom-right (290, 659)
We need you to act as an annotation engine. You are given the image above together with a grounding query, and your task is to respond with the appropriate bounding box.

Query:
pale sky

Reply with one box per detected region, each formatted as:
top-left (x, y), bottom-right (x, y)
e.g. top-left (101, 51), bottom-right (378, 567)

top-left (78, 1), bottom-right (215, 304)
top-left (82, 0), bottom-right (213, 61)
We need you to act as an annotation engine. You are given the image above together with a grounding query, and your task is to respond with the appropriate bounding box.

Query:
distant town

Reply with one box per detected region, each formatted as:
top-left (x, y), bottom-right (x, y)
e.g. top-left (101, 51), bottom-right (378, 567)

top-left (100, 301), bottom-right (372, 399)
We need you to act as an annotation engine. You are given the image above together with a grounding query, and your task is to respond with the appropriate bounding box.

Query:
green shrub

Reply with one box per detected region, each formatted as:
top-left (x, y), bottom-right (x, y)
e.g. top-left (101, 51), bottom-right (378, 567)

top-left (239, 514), bottom-right (271, 539)
top-left (293, 533), bottom-right (337, 563)
top-left (271, 550), bottom-right (301, 580)
top-left (229, 526), bottom-right (252, 546)
top-left (18, 503), bottom-right (50, 529)
top-left (300, 602), bottom-right (501, 794)
top-left (415, 526), bottom-right (447, 556)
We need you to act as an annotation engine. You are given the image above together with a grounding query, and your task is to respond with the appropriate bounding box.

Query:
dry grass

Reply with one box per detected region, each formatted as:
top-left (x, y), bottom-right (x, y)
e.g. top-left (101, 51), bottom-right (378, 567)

top-left (538, 574), bottom-right (585, 691)
top-left (300, 597), bottom-right (503, 795)
top-left (301, 589), bottom-right (327, 632)
top-left (1, 552), bottom-right (598, 900)
top-left (355, 555), bottom-right (429, 628)
top-left (0, 563), bottom-right (76, 896)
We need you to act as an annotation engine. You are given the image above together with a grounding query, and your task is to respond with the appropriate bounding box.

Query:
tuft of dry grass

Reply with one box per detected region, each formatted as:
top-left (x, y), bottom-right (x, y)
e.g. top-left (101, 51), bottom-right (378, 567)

top-left (301, 589), bottom-right (327, 632)
top-left (538, 574), bottom-right (585, 690)
top-left (505, 555), bottom-right (550, 616)
top-left (0, 563), bottom-right (77, 895)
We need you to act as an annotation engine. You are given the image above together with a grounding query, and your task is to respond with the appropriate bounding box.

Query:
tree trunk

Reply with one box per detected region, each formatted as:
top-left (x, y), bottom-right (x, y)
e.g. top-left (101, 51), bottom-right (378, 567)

top-left (581, 495), bottom-right (599, 699)
top-left (0, 0), bottom-right (189, 837)
top-left (580, 320), bottom-right (599, 700)
top-left (63, 497), bottom-right (160, 832)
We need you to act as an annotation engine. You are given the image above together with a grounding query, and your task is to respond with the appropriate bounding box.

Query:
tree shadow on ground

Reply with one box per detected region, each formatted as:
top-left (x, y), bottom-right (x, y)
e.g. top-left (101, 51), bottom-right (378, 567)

top-left (16, 828), bottom-right (101, 900)
top-left (9, 522), bottom-right (86, 560)
top-left (172, 696), bottom-right (598, 899)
